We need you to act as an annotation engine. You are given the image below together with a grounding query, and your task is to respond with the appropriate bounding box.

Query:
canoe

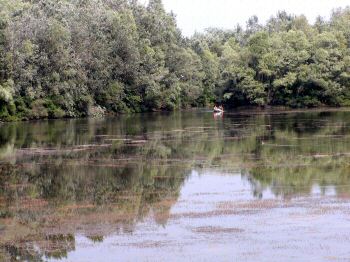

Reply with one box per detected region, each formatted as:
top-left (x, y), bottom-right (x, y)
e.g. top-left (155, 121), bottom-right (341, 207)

top-left (213, 109), bottom-right (224, 113)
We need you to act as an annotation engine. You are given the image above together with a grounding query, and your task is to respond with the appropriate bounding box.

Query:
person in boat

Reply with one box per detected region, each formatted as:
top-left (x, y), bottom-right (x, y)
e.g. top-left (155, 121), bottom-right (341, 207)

top-left (213, 105), bottom-right (224, 112)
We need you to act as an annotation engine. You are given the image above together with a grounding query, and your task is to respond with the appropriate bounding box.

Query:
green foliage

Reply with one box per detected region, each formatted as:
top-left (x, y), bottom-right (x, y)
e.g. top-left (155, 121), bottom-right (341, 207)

top-left (75, 95), bottom-right (93, 117)
top-left (29, 99), bottom-right (48, 119)
top-left (96, 81), bottom-right (127, 112)
top-left (205, 9), bottom-right (350, 109)
top-left (0, 80), bottom-right (16, 119)
top-left (0, 1), bottom-right (349, 121)
top-left (44, 99), bottom-right (65, 119)
top-left (0, 79), bottom-right (14, 103)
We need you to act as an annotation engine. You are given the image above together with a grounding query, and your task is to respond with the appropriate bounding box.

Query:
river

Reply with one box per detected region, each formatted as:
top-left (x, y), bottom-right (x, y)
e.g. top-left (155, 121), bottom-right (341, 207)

top-left (1, 109), bottom-right (350, 261)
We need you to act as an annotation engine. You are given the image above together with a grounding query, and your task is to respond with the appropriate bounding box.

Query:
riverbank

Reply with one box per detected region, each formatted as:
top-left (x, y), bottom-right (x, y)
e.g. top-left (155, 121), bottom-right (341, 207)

top-left (2, 106), bottom-right (350, 123)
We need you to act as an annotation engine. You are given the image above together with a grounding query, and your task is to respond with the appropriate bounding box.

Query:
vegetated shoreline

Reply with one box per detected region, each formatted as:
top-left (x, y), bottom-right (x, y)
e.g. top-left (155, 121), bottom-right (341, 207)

top-left (1, 105), bottom-right (350, 123)
top-left (1, 0), bottom-right (349, 122)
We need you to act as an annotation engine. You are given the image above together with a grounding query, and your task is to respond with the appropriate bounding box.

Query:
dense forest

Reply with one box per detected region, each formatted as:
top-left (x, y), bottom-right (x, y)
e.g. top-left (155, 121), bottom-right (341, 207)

top-left (0, 0), bottom-right (349, 120)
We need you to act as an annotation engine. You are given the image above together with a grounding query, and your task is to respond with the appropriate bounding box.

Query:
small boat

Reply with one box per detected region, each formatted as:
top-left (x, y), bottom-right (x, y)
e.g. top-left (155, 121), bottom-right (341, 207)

top-left (213, 107), bottom-right (224, 113)
top-left (213, 109), bottom-right (224, 113)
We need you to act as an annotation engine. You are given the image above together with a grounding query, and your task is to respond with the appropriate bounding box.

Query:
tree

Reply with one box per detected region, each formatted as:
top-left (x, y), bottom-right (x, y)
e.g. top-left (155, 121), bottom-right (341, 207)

top-left (0, 1), bottom-right (350, 121)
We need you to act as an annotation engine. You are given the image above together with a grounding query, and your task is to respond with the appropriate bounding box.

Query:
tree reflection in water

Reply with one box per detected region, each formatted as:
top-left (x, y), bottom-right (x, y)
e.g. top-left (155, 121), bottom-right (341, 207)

top-left (1, 110), bottom-right (350, 260)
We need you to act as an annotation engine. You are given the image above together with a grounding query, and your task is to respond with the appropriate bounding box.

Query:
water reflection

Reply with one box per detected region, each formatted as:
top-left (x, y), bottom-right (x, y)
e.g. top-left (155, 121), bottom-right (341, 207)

top-left (1, 110), bottom-right (350, 260)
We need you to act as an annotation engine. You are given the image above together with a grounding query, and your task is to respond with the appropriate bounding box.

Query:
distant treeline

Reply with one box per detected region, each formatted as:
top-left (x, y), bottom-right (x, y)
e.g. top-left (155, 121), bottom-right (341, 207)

top-left (0, 0), bottom-right (349, 120)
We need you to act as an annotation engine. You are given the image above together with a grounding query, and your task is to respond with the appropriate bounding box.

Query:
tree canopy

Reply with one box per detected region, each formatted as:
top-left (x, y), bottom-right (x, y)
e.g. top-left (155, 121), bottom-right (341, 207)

top-left (0, 0), bottom-right (349, 120)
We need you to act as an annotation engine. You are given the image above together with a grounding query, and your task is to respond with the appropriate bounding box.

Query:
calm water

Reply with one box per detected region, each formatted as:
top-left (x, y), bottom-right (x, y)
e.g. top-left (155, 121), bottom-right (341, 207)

top-left (1, 109), bottom-right (350, 261)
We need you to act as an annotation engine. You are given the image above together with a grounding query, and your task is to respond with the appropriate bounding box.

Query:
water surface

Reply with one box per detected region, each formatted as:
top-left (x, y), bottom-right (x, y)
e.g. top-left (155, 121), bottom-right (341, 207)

top-left (1, 109), bottom-right (350, 261)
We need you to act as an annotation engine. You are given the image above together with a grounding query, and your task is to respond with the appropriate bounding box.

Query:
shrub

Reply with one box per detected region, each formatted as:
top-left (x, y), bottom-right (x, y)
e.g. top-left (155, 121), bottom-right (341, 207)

top-left (75, 95), bottom-right (93, 116)
top-left (29, 99), bottom-right (48, 119)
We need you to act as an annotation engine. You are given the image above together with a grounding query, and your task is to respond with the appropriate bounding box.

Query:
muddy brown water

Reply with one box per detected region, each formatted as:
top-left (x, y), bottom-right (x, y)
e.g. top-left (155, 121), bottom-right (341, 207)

top-left (1, 109), bottom-right (350, 261)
